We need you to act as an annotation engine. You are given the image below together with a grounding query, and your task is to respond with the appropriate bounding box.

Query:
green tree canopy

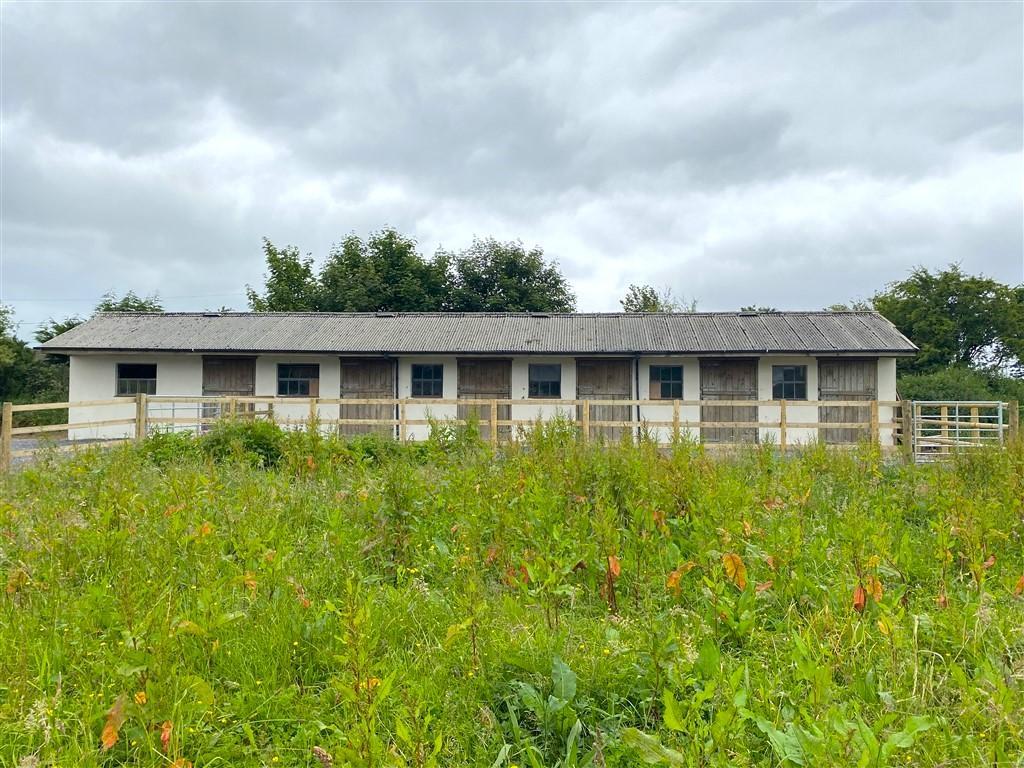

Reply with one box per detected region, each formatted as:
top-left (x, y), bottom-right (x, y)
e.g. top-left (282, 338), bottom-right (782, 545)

top-left (620, 284), bottom-right (693, 313)
top-left (446, 238), bottom-right (575, 312)
top-left (96, 290), bottom-right (164, 313)
top-left (246, 240), bottom-right (319, 312)
top-left (247, 230), bottom-right (574, 313)
top-left (873, 265), bottom-right (1023, 375)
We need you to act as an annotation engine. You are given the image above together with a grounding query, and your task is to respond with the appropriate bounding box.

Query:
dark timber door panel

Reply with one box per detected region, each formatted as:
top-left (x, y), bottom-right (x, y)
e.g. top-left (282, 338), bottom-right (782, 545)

top-left (457, 359), bottom-right (511, 441)
top-left (202, 357), bottom-right (256, 421)
top-left (576, 359), bottom-right (632, 442)
top-left (818, 359), bottom-right (876, 444)
top-left (700, 359), bottom-right (758, 444)
top-left (340, 358), bottom-right (395, 436)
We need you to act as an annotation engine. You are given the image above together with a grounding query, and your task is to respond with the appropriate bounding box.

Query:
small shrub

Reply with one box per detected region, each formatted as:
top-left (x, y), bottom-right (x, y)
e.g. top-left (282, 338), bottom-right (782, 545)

top-left (200, 418), bottom-right (284, 466)
top-left (141, 428), bottom-right (202, 466)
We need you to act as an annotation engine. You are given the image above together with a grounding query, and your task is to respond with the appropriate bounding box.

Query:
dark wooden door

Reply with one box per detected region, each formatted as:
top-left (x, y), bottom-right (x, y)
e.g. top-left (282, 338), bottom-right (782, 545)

top-left (576, 359), bottom-right (632, 441)
top-left (700, 359), bottom-right (758, 444)
top-left (340, 358), bottom-right (395, 436)
top-left (818, 359), bottom-right (876, 444)
top-left (203, 357), bottom-right (256, 396)
top-left (202, 357), bottom-right (256, 421)
top-left (457, 359), bottom-right (511, 441)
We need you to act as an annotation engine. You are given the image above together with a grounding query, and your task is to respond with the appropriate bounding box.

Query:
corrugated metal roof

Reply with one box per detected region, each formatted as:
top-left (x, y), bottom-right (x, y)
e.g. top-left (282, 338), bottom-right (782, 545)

top-left (39, 311), bottom-right (918, 355)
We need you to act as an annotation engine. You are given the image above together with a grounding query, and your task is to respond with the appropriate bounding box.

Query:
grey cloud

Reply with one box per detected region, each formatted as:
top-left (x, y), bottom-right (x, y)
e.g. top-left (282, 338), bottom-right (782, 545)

top-left (1, 1), bottom-right (1021, 334)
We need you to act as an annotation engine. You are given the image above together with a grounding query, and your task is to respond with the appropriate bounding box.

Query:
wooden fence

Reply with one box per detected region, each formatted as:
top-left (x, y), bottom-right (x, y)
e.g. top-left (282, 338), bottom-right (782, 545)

top-left (1, 395), bottom-right (1018, 471)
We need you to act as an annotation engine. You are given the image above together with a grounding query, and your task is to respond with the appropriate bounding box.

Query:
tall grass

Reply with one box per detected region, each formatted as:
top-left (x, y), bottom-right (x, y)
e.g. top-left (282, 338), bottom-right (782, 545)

top-left (1, 423), bottom-right (1021, 767)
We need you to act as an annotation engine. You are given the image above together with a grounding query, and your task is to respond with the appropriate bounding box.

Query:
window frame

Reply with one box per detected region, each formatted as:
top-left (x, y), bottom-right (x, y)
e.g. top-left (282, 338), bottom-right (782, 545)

top-left (115, 363), bottom-right (157, 397)
top-left (276, 363), bottom-right (320, 397)
top-left (771, 365), bottom-right (808, 400)
top-left (649, 365), bottom-right (683, 400)
top-left (411, 363), bottom-right (444, 398)
top-left (528, 363), bottom-right (562, 399)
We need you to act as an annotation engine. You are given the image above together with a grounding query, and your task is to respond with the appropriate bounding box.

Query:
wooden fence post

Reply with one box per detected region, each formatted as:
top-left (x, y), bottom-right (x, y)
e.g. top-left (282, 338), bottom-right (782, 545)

top-left (135, 393), bottom-right (148, 443)
top-left (902, 403), bottom-right (914, 460)
top-left (970, 406), bottom-right (979, 441)
top-left (399, 400), bottom-right (408, 443)
top-left (1, 402), bottom-right (11, 473)
top-left (779, 399), bottom-right (787, 452)
top-left (672, 399), bottom-right (680, 442)
top-left (940, 405), bottom-right (948, 445)
top-left (1010, 401), bottom-right (1020, 443)
top-left (870, 400), bottom-right (879, 446)
top-left (581, 400), bottom-right (590, 442)
top-left (308, 397), bottom-right (319, 433)
top-left (489, 399), bottom-right (498, 447)
top-left (229, 397), bottom-right (237, 419)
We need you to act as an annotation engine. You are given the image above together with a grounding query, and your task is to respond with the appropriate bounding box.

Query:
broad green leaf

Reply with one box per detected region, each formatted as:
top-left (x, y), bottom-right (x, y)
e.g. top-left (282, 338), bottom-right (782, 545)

top-left (552, 657), bottom-right (577, 703)
top-left (662, 689), bottom-right (685, 732)
top-left (621, 728), bottom-right (686, 766)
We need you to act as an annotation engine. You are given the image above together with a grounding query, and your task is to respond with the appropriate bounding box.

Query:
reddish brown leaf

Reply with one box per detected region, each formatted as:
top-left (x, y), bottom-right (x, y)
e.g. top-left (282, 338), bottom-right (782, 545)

top-left (983, 555), bottom-right (996, 570)
top-left (160, 720), bottom-right (173, 753)
top-left (765, 555), bottom-right (777, 571)
top-left (852, 583), bottom-right (867, 613)
top-left (1014, 574), bottom-right (1024, 596)
top-left (101, 695), bottom-right (127, 751)
top-left (722, 553), bottom-right (747, 590)
top-left (607, 555), bottom-right (621, 581)
top-left (936, 592), bottom-right (948, 609)
top-left (755, 581), bottom-right (773, 594)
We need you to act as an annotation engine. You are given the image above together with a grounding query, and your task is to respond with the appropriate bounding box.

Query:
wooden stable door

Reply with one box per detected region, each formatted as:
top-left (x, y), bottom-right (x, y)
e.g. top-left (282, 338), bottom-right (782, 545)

top-left (202, 357), bottom-right (256, 421)
top-left (203, 357), bottom-right (256, 396)
top-left (700, 359), bottom-right (758, 444)
top-left (576, 359), bottom-right (632, 442)
top-left (457, 359), bottom-right (511, 441)
top-left (818, 359), bottom-right (876, 444)
top-left (340, 358), bottom-right (395, 436)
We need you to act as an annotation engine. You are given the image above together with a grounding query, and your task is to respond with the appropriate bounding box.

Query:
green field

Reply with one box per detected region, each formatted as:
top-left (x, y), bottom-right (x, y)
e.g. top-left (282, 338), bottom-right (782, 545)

top-left (1, 422), bottom-right (1022, 767)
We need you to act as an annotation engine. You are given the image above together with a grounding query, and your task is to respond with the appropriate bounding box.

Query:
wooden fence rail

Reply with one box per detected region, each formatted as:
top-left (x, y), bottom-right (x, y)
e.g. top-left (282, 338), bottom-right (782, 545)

top-left (0, 396), bottom-right (1018, 471)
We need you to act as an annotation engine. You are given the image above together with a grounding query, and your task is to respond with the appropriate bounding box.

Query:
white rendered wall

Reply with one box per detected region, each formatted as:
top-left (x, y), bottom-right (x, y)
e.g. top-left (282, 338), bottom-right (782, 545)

top-left (509, 357), bottom-right (578, 431)
top-left (396, 356), bottom-right (458, 439)
top-left (66, 352), bottom-right (898, 445)
top-left (68, 355), bottom-right (203, 439)
top-left (877, 357), bottom-right (898, 447)
top-left (757, 356), bottom-right (820, 446)
top-left (637, 357), bottom-right (701, 442)
top-left (254, 355), bottom-right (341, 430)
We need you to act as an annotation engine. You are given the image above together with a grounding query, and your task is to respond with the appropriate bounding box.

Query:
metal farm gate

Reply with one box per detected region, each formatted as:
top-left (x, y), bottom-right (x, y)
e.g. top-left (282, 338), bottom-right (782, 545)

top-left (908, 401), bottom-right (1008, 462)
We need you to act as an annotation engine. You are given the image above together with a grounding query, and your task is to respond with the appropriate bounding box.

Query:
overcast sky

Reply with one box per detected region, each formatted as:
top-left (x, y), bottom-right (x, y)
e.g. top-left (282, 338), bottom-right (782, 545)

top-left (2, 2), bottom-right (1022, 337)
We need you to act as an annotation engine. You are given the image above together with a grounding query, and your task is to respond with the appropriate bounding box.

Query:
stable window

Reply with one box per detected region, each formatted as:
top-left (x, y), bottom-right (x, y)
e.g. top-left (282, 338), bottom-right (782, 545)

top-left (528, 364), bottom-right (561, 398)
top-left (277, 364), bottom-right (320, 397)
top-left (649, 365), bottom-right (683, 399)
top-left (772, 365), bottom-right (807, 400)
top-left (411, 364), bottom-right (444, 398)
top-left (116, 363), bottom-right (157, 396)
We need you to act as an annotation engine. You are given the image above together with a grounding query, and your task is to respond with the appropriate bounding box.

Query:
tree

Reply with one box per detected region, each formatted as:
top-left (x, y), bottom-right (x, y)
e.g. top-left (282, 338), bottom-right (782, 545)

top-left (872, 265), bottom-right (1023, 375)
top-left (246, 239), bottom-right (319, 312)
top-left (740, 305), bottom-right (778, 313)
top-left (446, 238), bottom-right (575, 312)
top-left (318, 230), bottom-right (449, 312)
top-left (620, 284), bottom-right (694, 313)
top-left (35, 316), bottom-right (84, 344)
top-left (825, 300), bottom-right (873, 312)
top-left (0, 306), bottom-right (67, 404)
top-left (96, 290), bottom-right (164, 313)
top-left (248, 231), bottom-right (575, 313)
